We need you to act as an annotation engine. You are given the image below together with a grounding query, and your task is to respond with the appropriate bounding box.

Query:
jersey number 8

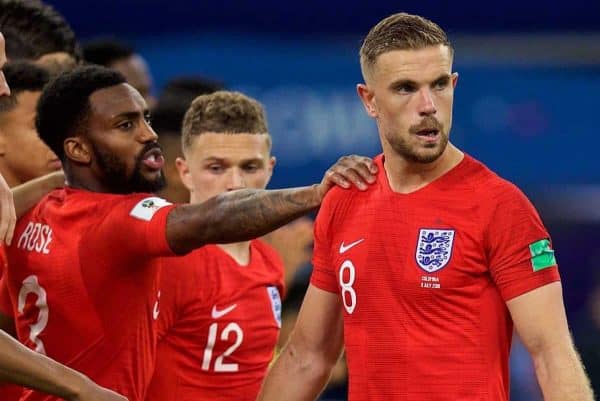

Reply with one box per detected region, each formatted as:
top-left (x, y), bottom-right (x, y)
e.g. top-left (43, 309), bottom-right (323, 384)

top-left (339, 260), bottom-right (357, 314)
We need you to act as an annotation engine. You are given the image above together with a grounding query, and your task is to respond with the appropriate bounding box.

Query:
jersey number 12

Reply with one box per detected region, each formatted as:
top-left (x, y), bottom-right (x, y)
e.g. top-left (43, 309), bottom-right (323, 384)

top-left (201, 322), bottom-right (244, 372)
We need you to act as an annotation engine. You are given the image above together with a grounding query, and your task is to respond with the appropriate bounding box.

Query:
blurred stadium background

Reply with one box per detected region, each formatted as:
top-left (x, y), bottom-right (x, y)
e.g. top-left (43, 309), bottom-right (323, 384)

top-left (48, 0), bottom-right (600, 399)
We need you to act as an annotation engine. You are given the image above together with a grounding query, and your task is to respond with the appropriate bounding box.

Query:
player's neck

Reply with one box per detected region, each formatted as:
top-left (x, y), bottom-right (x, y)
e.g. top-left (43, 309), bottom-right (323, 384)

top-left (218, 242), bottom-right (251, 266)
top-left (66, 165), bottom-right (115, 193)
top-left (383, 143), bottom-right (464, 194)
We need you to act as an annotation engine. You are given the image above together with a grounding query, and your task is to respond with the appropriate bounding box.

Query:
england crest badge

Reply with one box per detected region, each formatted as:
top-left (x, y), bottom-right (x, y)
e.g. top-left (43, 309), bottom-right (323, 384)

top-left (266, 286), bottom-right (282, 328)
top-left (415, 229), bottom-right (455, 273)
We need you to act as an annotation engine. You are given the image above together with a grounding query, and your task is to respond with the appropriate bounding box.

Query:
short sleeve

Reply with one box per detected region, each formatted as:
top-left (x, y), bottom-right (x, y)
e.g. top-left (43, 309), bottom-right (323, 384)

top-left (86, 195), bottom-right (177, 260)
top-left (310, 193), bottom-right (338, 293)
top-left (486, 183), bottom-right (560, 301)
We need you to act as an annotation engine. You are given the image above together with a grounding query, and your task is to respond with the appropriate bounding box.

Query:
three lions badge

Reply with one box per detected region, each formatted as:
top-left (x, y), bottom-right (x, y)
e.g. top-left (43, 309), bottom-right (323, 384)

top-left (416, 229), bottom-right (455, 273)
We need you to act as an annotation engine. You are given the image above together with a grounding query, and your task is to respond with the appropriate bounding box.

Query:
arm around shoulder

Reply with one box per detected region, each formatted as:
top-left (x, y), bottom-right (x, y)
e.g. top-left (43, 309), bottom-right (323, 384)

top-left (507, 282), bottom-right (594, 401)
top-left (166, 186), bottom-right (323, 254)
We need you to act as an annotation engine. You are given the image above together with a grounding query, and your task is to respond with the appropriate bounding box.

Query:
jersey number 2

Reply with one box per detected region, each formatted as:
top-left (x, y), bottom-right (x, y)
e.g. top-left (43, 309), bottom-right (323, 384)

top-left (201, 322), bottom-right (244, 372)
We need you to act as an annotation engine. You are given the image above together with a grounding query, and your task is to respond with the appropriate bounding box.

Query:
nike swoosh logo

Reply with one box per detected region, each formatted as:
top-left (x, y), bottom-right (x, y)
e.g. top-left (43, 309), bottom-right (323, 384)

top-left (211, 304), bottom-right (237, 319)
top-left (339, 238), bottom-right (365, 254)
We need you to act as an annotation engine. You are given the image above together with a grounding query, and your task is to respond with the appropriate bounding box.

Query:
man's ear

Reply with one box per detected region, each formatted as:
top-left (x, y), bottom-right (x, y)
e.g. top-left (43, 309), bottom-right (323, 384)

top-left (64, 136), bottom-right (92, 164)
top-left (176, 157), bottom-right (194, 192)
top-left (357, 83), bottom-right (378, 118)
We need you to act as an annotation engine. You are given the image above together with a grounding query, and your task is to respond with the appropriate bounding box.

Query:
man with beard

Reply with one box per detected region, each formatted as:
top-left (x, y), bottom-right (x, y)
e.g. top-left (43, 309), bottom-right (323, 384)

top-left (0, 65), bottom-right (376, 401)
top-left (258, 12), bottom-right (593, 401)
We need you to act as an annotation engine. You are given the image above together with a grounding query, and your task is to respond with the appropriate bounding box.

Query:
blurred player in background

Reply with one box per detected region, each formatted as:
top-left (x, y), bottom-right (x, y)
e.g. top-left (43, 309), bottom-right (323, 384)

top-left (152, 76), bottom-right (224, 203)
top-left (0, 0), bottom-right (80, 75)
top-left (0, 65), bottom-right (376, 401)
top-left (83, 39), bottom-right (156, 108)
top-left (147, 91), bottom-right (287, 401)
top-left (0, 61), bottom-right (62, 187)
top-left (259, 12), bottom-right (594, 401)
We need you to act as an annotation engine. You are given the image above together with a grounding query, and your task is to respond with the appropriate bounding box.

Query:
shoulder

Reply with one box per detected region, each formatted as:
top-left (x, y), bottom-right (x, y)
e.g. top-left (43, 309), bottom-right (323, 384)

top-left (162, 245), bottom-right (216, 270)
top-left (118, 194), bottom-right (173, 221)
top-left (252, 239), bottom-right (285, 271)
top-left (464, 156), bottom-right (540, 225)
top-left (465, 155), bottom-right (532, 206)
top-left (320, 179), bottom-right (376, 222)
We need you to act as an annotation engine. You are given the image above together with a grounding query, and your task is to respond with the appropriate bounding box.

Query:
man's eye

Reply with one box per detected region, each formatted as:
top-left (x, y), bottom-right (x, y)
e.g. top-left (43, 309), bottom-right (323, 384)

top-left (396, 85), bottom-right (416, 93)
top-left (119, 121), bottom-right (133, 130)
top-left (433, 80), bottom-right (449, 90)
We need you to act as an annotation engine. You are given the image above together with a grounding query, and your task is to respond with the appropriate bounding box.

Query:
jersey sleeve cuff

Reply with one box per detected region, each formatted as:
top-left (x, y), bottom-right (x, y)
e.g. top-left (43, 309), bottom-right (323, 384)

top-left (500, 265), bottom-right (561, 301)
top-left (310, 264), bottom-right (339, 294)
top-left (147, 205), bottom-right (178, 257)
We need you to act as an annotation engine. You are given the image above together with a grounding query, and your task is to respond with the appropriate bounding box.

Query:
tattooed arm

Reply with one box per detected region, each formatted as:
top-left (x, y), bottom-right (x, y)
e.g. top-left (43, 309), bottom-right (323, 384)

top-left (166, 155), bottom-right (377, 254)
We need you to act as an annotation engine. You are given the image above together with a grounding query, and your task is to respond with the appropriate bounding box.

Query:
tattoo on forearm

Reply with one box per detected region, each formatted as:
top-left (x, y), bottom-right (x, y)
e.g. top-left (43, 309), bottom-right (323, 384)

top-left (167, 186), bottom-right (319, 254)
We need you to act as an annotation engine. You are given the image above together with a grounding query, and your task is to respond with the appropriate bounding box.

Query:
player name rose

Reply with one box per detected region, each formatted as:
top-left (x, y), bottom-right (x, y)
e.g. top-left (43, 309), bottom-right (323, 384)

top-left (17, 222), bottom-right (53, 254)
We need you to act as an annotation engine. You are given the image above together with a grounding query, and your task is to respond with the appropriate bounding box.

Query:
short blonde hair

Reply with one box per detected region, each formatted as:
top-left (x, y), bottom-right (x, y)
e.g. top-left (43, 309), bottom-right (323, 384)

top-left (182, 90), bottom-right (270, 152)
top-left (360, 13), bottom-right (452, 80)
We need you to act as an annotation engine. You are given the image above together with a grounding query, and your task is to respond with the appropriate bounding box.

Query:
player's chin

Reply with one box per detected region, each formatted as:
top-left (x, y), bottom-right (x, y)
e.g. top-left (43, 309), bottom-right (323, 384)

top-left (139, 166), bottom-right (163, 181)
top-left (138, 170), bottom-right (166, 192)
top-left (413, 146), bottom-right (445, 163)
top-left (144, 168), bottom-right (162, 178)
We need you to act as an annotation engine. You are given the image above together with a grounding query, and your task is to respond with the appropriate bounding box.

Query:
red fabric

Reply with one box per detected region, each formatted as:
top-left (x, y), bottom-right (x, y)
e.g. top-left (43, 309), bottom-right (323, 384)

top-left (310, 154), bottom-right (560, 401)
top-left (3, 188), bottom-right (176, 401)
top-left (147, 240), bottom-right (284, 401)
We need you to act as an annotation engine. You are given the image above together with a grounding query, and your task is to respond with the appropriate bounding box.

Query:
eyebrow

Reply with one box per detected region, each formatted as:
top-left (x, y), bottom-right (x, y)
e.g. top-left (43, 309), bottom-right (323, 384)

top-left (111, 109), bottom-right (149, 121)
top-left (388, 73), bottom-right (452, 89)
top-left (431, 73), bottom-right (452, 84)
top-left (204, 156), bottom-right (265, 164)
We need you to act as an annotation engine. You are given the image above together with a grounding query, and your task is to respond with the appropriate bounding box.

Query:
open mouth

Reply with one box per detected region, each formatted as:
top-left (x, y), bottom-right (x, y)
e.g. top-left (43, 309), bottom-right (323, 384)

top-left (415, 129), bottom-right (440, 141)
top-left (416, 129), bottom-right (438, 137)
top-left (142, 148), bottom-right (165, 170)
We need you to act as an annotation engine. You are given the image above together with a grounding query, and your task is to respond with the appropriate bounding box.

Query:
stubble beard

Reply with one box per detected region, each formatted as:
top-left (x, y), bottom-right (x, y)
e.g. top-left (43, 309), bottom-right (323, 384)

top-left (92, 143), bottom-right (166, 194)
top-left (386, 129), bottom-right (449, 164)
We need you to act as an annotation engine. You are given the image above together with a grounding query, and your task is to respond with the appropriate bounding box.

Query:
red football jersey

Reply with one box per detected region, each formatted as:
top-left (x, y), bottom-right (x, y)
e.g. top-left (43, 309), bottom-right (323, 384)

top-left (311, 154), bottom-right (560, 401)
top-left (0, 188), bottom-right (176, 401)
top-left (146, 240), bottom-right (285, 401)
top-left (0, 245), bottom-right (23, 401)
